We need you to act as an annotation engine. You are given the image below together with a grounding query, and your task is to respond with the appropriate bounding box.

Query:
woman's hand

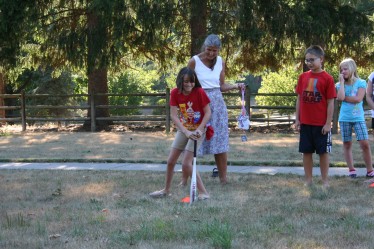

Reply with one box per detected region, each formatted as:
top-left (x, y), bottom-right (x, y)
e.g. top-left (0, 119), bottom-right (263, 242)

top-left (238, 83), bottom-right (245, 90)
top-left (233, 83), bottom-right (245, 91)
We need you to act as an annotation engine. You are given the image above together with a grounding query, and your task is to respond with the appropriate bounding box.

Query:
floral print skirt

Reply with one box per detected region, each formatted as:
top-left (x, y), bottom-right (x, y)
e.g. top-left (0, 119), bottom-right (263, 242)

top-left (199, 88), bottom-right (229, 155)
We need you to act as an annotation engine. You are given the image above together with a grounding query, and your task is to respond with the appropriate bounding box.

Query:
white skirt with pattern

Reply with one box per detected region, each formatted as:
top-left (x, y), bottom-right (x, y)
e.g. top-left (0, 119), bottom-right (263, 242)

top-left (198, 88), bottom-right (229, 155)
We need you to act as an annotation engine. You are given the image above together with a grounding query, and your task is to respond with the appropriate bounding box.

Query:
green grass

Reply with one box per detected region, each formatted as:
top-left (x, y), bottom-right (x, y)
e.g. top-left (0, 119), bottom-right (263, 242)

top-left (1, 169), bottom-right (374, 248)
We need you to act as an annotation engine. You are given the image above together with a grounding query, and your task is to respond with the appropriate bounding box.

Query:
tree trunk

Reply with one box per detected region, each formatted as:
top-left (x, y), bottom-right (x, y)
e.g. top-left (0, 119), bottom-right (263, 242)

top-left (0, 73), bottom-right (5, 123)
top-left (87, 68), bottom-right (111, 130)
top-left (84, 10), bottom-right (112, 130)
top-left (190, 0), bottom-right (208, 56)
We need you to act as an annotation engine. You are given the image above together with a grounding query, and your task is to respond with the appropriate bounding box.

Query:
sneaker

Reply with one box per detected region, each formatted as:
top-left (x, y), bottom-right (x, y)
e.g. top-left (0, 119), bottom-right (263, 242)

top-left (198, 193), bottom-right (210, 200)
top-left (366, 171), bottom-right (374, 177)
top-left (349, 169), bottom-right (357, 178)
top-left (149, 189), bottom-right (170, 198)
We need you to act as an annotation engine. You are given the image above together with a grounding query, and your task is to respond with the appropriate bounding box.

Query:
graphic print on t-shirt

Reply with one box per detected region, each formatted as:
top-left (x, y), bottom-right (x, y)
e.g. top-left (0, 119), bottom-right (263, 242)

top-left (178, 101), bottom-right (201, 130)
top-left (302, 78), bottom-right (322, 103)
top-left (348, 85), bottom-right (360, 116)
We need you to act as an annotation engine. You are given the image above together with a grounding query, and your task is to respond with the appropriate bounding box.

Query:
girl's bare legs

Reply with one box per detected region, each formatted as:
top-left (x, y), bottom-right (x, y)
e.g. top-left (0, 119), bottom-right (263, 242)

top-left (164, 148), bottom-right (183, 193)
top-left (303, 153), bottom-right (313, 185)
top-left (179, 151), bottom-right (189, 186)
top-left (215, 152), bottom-right (228, 184)
top-left (342, 141), bottom-right (354, 170)
top-left (358, 140), bottom-right (373, 172)
top-left (181, 151), bottom-right (209, 195)
top-left (319, 153), bottom-right (329, 187)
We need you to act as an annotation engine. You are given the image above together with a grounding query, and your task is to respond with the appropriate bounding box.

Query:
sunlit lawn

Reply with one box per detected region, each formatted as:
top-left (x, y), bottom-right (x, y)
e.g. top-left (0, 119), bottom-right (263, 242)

top-left (0, 127), bottom-right (373, 167)
top-left (1, 169), bottom-right (374, 249)
top-left (1, 125), bottom-right (374, 248)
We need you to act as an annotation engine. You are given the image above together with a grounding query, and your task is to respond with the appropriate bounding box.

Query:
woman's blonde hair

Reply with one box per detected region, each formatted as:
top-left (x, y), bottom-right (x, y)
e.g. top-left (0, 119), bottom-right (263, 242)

top-left (340, 58), bottom-right (359, 83)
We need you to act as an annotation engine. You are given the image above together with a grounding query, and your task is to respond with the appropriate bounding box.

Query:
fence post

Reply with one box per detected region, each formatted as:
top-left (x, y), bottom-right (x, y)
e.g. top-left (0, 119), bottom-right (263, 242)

top-left (20, 90), bottom-right (26, 131)
top-left (165, 88), bottom-right (170, 133)
top-left (332, 98), bottom-right (339, 134)
top-left (90, 90), bottom-right (96, 132)
top-left (245, 87), bottom-right (251, 116)
top-left (0, 72), bottom-right (4, 122)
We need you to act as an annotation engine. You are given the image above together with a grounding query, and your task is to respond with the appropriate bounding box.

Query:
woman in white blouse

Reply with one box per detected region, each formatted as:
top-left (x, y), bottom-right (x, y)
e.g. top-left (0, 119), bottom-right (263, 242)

top-left (187, 34), bottom-right (245, 184)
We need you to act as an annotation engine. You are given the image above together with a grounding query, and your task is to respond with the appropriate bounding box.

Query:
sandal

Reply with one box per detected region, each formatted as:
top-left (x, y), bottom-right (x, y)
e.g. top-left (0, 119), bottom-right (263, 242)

top-left (198, 193), bottom-right (210, 200)
top-left (149, 189), bottom-right (170, 198)
top-left (211, 168), bottom-right (219, 177)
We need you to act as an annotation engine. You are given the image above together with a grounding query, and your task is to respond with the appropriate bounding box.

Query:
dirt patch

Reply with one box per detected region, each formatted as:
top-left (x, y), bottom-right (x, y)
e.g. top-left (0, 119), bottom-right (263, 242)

top-left (1, 123), bottom-right (297, 134)
top-left (248, 124), bottom-right (297, 134)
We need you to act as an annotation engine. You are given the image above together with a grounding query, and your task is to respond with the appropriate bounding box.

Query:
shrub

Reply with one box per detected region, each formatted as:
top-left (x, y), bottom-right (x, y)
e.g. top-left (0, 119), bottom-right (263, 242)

top-left (22, 68), bottom-right (79, 122)
top-left (255, 67), bottom-right (298, 116)
top-left (108, 68), bottom-right (156, 116)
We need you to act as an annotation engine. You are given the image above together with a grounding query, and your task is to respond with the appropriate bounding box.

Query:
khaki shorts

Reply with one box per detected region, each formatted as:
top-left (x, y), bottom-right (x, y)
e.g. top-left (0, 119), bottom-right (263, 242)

top-left (171, 129), bottom-right (206, 152)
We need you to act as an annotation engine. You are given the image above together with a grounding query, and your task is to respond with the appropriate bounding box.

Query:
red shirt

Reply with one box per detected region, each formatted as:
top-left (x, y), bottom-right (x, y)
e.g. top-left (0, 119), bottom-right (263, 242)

top-left (170, 87), bottom-right (210, 131)
top-left (295, 70), bottom-right (336, 126)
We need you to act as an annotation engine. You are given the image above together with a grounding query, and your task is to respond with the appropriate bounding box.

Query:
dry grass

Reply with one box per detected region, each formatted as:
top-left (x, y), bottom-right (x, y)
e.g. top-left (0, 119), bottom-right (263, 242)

top-left (1, 124), bottom-right (374, 248)
top-left (0, 124), bottom-right (373, 167)
top-left (1, 169), bottom-right (374, 249)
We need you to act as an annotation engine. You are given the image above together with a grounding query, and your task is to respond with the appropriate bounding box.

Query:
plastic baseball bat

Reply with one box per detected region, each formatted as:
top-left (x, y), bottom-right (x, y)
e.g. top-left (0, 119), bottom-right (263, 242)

top-left (190, 140), bottom-right (197, 204)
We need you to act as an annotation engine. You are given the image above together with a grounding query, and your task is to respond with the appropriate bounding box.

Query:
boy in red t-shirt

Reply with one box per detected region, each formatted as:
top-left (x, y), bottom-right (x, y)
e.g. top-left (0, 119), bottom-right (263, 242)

top-left (149, 67), bottom-right (210, 199)
top-left (295, 45), bottom-right (336, 187)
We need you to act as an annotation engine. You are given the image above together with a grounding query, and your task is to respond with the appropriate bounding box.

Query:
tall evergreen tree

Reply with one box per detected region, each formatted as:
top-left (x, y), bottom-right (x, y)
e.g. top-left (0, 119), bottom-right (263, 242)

top-left (190, 0), bottom-right (207, 56)
top-left (1, 0), bottom-right (176, 129)
top-left (184, 0), bottom-right (373, 74)
top-left (1, 0), bottom-right (373, 125)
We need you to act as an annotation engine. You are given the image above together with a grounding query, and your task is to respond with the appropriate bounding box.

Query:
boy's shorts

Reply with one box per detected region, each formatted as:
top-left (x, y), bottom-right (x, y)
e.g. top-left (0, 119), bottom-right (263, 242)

top-left (339, 121), bottom-right (369, 142)
top-left (299, 124), bottom-right (332, 154)
top-left (171, 130), bottom-right (205, 152)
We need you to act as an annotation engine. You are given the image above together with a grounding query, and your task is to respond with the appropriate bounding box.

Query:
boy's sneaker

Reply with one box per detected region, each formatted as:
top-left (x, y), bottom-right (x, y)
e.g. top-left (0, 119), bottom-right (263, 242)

top-left (349, 169), bottom-right (357, 178)
top-left (366, 171), bottom-right (374, 178)
top-left (149, 189), bottom-right (170, 198)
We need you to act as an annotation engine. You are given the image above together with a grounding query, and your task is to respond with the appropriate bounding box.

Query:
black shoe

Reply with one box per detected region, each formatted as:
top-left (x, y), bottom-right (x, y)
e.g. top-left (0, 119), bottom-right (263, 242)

top-left (212, 167), bottom-right (219, 177)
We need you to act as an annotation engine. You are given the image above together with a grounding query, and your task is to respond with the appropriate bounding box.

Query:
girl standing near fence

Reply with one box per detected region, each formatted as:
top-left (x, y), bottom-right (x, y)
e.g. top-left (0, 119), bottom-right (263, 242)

top-left (336, 58), bottom-right (374, 178)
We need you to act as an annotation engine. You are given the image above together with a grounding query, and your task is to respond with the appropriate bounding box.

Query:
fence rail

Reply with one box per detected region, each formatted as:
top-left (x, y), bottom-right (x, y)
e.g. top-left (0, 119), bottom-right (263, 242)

top-left (0, 89), bottom-right (340, 133)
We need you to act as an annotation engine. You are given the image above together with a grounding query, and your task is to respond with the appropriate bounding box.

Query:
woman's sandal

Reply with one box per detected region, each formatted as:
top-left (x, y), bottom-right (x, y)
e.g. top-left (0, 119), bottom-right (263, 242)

top-left (211, 167), bottom-right (219, 177)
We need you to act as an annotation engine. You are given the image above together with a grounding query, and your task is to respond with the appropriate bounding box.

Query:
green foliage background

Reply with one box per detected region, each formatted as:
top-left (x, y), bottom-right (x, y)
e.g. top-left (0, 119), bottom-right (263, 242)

top-left (108, 66), bottom-right (158, 116)
top-left (17, 68), bottom-right (80, 120)
top-left (255, 67), bottom-right (299, 116)
top-left (0, 0), bottom-right (373, 121)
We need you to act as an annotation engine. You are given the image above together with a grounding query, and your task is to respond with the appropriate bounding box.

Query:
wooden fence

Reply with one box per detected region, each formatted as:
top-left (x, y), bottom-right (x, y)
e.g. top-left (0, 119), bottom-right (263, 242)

top-left (0, 88), bottom-right (340, 133)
